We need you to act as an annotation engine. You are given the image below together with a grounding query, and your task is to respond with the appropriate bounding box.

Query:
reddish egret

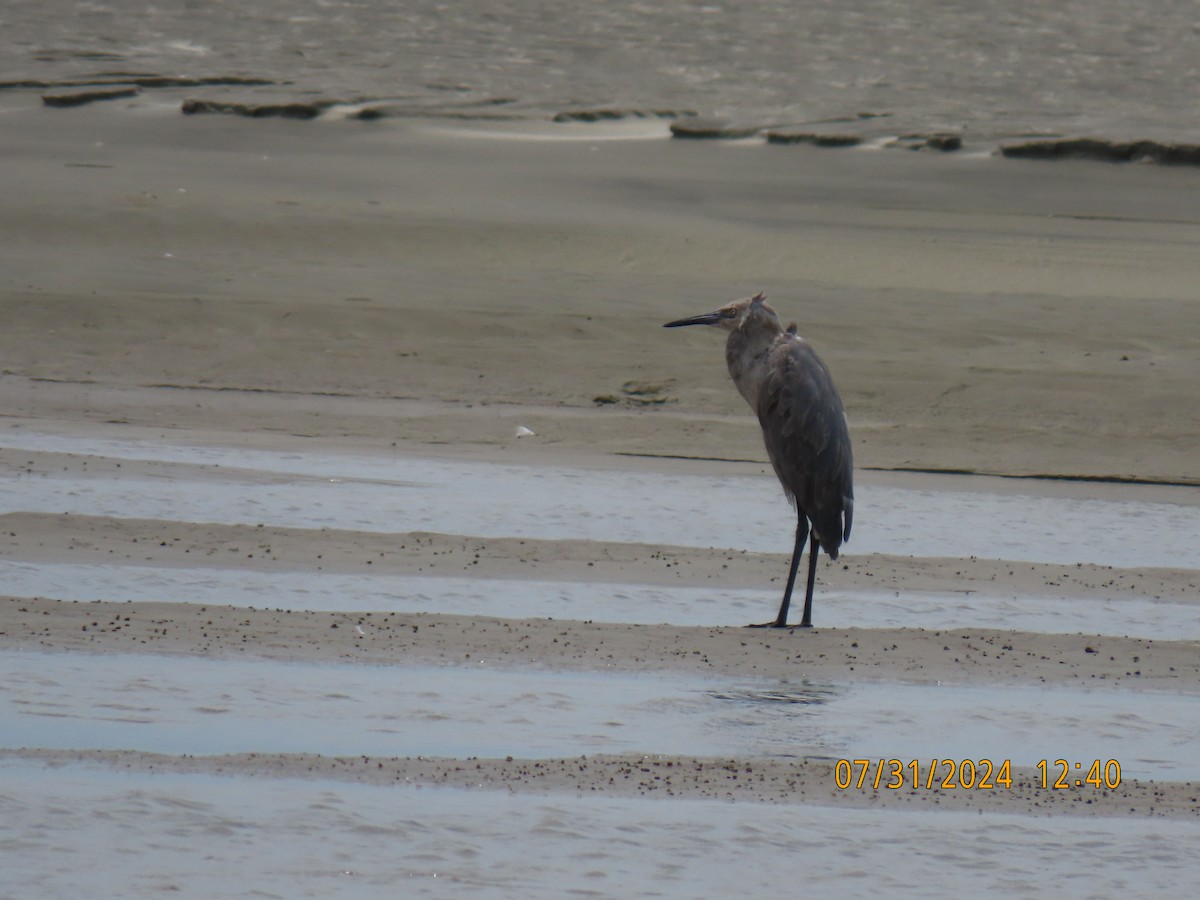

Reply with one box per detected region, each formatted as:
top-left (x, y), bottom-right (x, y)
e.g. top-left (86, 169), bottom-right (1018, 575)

top-left (664, 292), bottom-right (853, 627)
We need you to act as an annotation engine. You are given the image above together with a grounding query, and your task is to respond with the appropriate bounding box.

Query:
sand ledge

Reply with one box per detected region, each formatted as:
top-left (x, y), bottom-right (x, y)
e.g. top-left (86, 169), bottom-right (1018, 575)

top-left (3, 748), bottom-right (1195, 819)
top-left (3, 597), bottom-right (1196, 689)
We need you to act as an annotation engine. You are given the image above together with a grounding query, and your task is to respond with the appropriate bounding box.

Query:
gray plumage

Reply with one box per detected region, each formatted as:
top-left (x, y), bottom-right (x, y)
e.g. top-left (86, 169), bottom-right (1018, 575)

top-left (665, 292), bottom-right (853, 627)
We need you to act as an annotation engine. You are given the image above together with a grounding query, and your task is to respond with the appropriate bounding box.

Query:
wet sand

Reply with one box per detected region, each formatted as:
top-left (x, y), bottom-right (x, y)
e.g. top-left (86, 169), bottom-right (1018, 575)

top-left (2, 98), bottom-right (1200, 895)
top-left (3, 103), bottom-right (1200, 482)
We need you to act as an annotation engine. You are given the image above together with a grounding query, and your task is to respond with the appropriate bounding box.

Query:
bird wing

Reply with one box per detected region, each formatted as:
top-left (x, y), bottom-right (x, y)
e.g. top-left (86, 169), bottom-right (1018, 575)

top-left (755, 332), bottom-right (854, 551)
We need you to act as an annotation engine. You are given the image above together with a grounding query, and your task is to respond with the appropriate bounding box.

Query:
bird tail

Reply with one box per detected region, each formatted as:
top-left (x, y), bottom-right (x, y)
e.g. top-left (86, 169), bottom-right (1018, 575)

top-left (811, 514), bottom-right (840, 560)
top-left (812, 495), bottom-right (852, 560)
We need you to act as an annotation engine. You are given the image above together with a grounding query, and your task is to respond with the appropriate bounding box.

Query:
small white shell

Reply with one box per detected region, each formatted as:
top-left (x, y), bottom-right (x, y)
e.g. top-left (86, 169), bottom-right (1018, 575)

top-left (514, 425), bottom-right (536, 438)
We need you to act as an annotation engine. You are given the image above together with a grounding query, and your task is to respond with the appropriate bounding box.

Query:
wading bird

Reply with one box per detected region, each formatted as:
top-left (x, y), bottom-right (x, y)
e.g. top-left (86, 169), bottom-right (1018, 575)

top-left (664, 292), bottom-right (853, 628)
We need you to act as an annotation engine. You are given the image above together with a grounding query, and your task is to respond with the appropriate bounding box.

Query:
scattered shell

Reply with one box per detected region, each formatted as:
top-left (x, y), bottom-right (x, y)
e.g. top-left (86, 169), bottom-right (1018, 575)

top-left (514, 426), bottom-right (536, 438)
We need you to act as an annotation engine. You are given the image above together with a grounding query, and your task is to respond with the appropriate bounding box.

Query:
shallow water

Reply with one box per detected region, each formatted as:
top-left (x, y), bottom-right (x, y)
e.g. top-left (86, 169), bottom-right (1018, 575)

top-left (2, 560), bottom-right (1196, 640)
top-left (4, 650), bottom-right (1197, 779)
top-left (3, 429), bottom-right (1198, 569)
top-left (2, 764), bottom-right (1196, 900)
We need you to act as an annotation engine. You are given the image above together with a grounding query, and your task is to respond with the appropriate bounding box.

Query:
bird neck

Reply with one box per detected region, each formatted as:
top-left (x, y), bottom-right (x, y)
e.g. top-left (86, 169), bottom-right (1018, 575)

top-left (725, 317), bottom-right (781, 410)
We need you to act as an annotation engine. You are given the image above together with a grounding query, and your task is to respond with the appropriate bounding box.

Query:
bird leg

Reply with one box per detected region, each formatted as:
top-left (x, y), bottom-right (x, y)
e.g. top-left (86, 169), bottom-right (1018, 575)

top-left (749, 514), bottom-right (808, 628)
top-left (798, 531), bottom-right (821, 628)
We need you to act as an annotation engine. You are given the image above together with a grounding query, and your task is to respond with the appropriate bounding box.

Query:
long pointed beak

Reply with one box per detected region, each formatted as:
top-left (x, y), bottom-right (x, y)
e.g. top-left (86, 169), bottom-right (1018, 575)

top-left (663, 311), bottom-right (723, 328)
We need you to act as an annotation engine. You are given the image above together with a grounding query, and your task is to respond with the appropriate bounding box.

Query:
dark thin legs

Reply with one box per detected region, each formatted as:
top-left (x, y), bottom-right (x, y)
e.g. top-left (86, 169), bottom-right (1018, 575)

top-left (748, 514), bottom-right (821, 629)
top-left (770, 514), bottom-right (808, 628)
top-left (798, 533), bottom-right (820, 628)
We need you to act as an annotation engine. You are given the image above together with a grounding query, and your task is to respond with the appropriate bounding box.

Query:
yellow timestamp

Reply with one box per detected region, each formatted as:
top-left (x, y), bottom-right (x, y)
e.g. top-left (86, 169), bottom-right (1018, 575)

top-left (834, 758), bottom-right (1014, 790)
top-left (833, 759), bottom-right (1123, 790)
top-left (1037, 759), bottom-right (1122, 789)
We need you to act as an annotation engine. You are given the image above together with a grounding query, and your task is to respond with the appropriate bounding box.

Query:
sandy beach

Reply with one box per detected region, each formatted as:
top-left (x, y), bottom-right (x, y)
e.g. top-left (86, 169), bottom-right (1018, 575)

top-left (2, 84), bottom-right (1200, 896)
top-left (4, 105), bottom-right (1200, 482)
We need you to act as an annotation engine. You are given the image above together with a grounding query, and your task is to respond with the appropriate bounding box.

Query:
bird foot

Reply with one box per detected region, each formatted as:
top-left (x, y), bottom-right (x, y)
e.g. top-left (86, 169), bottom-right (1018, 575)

top-left (745, 621), bottom-right (812, 629)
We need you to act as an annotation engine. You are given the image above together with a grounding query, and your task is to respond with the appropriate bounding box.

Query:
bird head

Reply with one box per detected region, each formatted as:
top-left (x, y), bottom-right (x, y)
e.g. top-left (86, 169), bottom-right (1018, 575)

top-left (663, 292), bottom-right (780, 333)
